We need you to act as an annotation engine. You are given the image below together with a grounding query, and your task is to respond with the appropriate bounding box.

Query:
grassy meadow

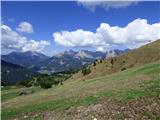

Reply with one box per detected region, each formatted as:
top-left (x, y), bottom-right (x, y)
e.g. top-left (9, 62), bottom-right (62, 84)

top-left (1, 61), bottom-right (160, 120)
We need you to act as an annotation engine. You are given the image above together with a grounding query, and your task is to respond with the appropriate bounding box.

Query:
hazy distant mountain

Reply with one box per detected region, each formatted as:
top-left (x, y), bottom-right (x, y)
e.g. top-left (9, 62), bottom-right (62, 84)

top-left (1, 51), bottom-right (49, 68)
top-left (1, 60), bottom-right (37, 85)
top-left (36, 49), bottom-right (130, 73)
top-left (1, 49), bottom-right (130, 74)
top-left (106, 49), bottom-right (130, 58)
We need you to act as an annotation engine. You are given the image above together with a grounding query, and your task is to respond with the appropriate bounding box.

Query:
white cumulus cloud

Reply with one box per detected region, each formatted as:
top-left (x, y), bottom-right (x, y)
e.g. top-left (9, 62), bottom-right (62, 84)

top-left (1, 24), bottom-right (50, 54)
top-left (77, 1), bottom-right (138, 11)
top-left (16, 21), bottom-right (33, 33)
top-left (53, 29), bottom-right (102, 47)
top-left (53, 18), bottom-right (160, 50)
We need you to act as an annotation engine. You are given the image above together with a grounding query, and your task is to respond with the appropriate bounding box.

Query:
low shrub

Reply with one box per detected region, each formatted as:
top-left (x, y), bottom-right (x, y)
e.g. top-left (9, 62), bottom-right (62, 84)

top-left (111, 58), bottom-right (114, 67)
top-left (40, 81), bottom-right (52, 89)
top-left (99, 59), bottom-right (102, 63)
top-left (82, 67), bottom-right (91, 75)
top-left (121, 67), bottom-right (126, 71)
top-left (93, 61), bottom-right (96, 66)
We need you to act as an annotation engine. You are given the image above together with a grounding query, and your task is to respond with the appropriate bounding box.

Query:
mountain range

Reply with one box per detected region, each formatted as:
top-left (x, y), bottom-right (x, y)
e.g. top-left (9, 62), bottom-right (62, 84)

top-left (1, 49), bottom-right (130, 84)
top-left (2, 51), bottom-right (49, 68)
top-left (2, 49), bottom-right (130, 74)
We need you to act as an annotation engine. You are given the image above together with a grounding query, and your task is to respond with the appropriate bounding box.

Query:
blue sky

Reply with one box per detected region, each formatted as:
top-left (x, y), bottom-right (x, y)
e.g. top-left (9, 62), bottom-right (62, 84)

top-left (1, 1), bottom-right (160, 56)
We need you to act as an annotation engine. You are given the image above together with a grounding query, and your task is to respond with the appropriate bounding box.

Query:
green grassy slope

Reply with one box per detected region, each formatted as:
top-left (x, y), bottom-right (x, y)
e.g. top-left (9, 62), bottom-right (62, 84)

top-left (72, 39), bottom-right (160, 81)
top-left (2, 61), bottom-right (160, 120)
top-left (1, 87), bottom-right (43, 102)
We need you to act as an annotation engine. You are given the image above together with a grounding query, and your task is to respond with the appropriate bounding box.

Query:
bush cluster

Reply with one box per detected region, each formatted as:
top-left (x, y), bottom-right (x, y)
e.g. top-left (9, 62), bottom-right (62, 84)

top-left (82, 67), bottom-right (91, 75)
top-left (40, 81), bottom-right (52, 89)
top-left (16, 70), bottom-right (74, 89)
top-left (121, 67), bottom-right (126, 71)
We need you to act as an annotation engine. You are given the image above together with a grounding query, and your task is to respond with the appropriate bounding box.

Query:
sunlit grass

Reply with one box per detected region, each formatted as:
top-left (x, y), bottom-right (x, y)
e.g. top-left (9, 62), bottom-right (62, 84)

top-left (1, 62), bottom-right (160, 119)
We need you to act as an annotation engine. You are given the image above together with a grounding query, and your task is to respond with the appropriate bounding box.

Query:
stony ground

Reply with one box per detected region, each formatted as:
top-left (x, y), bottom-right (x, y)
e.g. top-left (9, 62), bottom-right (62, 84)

top-left (14, 96), bottom-right (160, 120)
